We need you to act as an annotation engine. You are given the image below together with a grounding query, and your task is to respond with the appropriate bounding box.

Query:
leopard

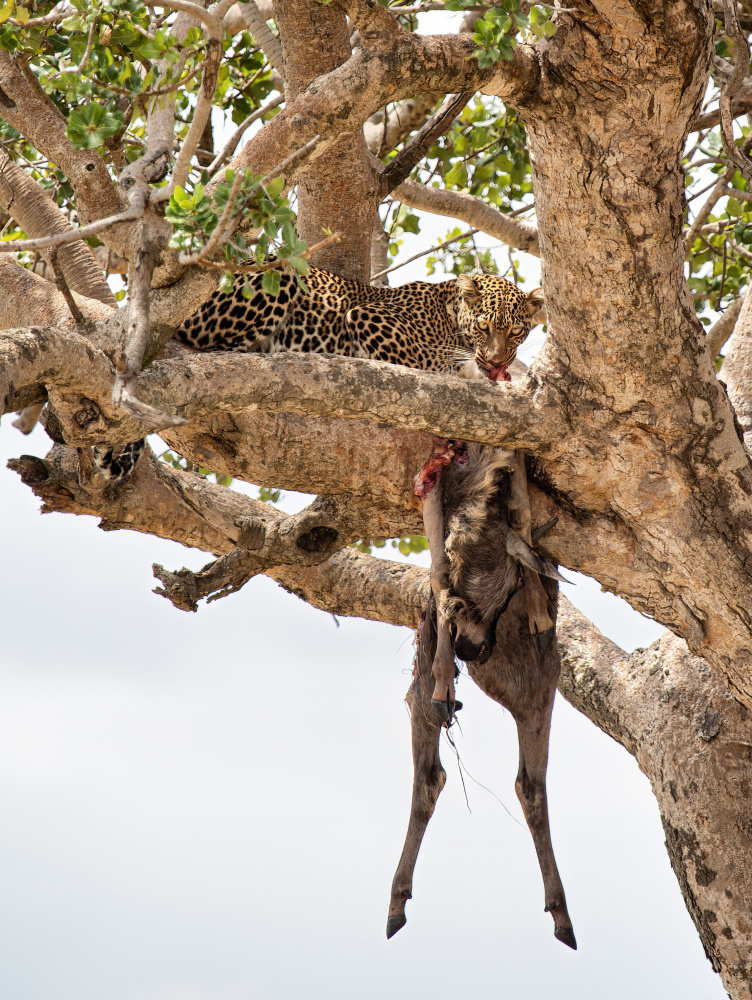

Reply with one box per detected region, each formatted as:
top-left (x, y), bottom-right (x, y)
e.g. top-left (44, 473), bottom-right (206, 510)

top-left (178, 266), bottom-right (545, 374)
top-left (95, 266), bottom-right (545, 480)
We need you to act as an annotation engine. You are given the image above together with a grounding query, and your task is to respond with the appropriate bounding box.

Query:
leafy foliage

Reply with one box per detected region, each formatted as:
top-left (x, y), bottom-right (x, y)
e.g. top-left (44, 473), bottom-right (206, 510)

top-left (166, 171), bottom-right (307, 294)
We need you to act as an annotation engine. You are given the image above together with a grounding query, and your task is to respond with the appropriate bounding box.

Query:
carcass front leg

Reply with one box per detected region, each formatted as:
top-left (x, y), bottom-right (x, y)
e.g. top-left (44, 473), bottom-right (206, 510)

top-left (514, 696), bottom-right (577, 950)
top-left (387, 602), bottom-right (446, 938)
top-left (509, 449), bottom-right (554, 649)
top-left (422, 481), bottom-right (458, 722)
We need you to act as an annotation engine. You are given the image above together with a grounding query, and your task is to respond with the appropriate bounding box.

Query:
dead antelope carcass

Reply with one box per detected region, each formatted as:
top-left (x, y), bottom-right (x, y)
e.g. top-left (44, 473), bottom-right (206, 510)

top-left (387, 442), bottom-right (576, 950)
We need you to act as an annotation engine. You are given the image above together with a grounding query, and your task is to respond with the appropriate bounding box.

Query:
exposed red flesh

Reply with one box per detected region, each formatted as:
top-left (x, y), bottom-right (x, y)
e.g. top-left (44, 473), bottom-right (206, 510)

top-left (414, 437), bottom-right (468, 499)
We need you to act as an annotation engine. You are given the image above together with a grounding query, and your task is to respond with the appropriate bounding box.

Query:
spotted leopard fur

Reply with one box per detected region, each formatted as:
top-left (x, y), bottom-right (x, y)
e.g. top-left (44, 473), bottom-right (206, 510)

top-left (97, 267), bottom-right (544, 480)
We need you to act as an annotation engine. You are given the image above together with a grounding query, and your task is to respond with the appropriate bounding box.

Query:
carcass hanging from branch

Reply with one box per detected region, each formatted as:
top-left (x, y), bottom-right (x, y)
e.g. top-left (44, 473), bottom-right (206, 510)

top-left (389, 439), bottom-right (574, 948)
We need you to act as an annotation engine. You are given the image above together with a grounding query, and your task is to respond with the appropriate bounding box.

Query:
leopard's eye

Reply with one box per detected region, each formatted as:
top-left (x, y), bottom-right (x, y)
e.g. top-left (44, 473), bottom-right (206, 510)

top-left (475, 317), bottom-right (491, 333)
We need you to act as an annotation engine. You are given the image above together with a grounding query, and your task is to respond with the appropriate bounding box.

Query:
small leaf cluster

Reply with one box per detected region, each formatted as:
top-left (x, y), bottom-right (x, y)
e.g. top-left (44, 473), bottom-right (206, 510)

top-left (462, 1), bottom-right (556, 69)
top-left (422, 101), bottom-right (533, 209)
top-left (385, 203), bottom-right (421, 259)
top-left (684, 131), bottom-right (752, 318)
top-left (425, 227), bottom-right (501, 277)
top-left (0, 0), bottom-right (280, 223)
top-left (166, 171), bottom-right (307, 296)
top-left (161, 450), bottom-right (233, 487)
top-left (66, 103), bottom-right (124, 149)
top-left (351, 536), bottom-right (429, 557)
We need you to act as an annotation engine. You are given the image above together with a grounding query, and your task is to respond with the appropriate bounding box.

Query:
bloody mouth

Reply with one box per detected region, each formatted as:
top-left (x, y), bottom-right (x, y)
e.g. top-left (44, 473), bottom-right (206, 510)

top-left (487, 364), bottom-right (510, 382)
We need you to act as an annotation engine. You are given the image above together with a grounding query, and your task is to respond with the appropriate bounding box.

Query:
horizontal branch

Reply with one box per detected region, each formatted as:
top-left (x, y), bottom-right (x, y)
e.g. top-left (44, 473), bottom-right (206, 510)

top-left (137, 351), bottom-right (562, 453)
top-left (393, 178), bottom-right (540, 255)
top-left (0, 193), bottom-right (146, 253)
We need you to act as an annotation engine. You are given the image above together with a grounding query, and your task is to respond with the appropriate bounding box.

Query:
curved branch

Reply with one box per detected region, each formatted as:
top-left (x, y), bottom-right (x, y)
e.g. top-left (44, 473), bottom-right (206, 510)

top-left (0, 151), bottom-right (115, 306)
top-left (225, 33), bottom-right (539, 184)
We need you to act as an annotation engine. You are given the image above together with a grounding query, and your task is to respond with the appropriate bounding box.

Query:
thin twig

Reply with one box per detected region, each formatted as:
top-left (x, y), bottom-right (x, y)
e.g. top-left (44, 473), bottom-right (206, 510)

top-left (684, 138), bottom-right (752, 252)
top-left (12, 4), bottom-right (70, 27)
top-left (48, 248), bottom-right (85, 326)
top-left (206, 94), bottom-right (285, 176)
top-left (0, 195), bottom-right (147, 253)
top-left (371, 227), bottom-right (477, 280)
top-left (92, 64), bottom-right (202, 100)
top-left (719, 0), bottom-right (752, 186)
top-left (195, 231), bottom-right (341, 272)
top-left (729, 237), bottom-right (752, 262)
top-left (45, 18), bottom-right (97, 81)
top-left (717, 238), bottom-right (728, 310)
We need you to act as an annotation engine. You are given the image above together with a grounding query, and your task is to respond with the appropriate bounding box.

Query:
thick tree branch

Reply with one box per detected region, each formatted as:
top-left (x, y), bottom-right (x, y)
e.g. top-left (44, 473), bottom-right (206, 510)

top-left (0, 258), bottom-right (114, 332)
top-left (379, 91), bottom-right (474, 197)
top-left (225, 32), bottom-right (539, 187)
top-left (135, 351), bottom-right (560, 453)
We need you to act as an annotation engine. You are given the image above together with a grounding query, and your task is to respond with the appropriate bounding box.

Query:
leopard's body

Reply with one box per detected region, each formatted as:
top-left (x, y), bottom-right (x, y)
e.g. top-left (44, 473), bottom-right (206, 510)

top-left (177, 266), bottom-right (544, 373)
top-left (98, 267), bottom-right (543, 480)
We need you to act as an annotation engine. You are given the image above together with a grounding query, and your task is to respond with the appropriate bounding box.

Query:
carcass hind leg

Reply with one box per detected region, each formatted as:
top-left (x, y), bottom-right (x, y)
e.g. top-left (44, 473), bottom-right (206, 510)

top-left (422, 480), bottom-right (458, 721)
top-left (509, 449), bottom-right (554, 649)
top-left (387, 600), bottom-right (446, 938)
top-left (514, 695), bottom-right (577, 949)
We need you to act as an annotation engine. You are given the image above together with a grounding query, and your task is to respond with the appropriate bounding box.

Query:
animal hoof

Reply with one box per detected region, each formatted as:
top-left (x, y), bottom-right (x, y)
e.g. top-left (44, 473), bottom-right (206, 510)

top-left (386, 914), bottom-right (407, 939)
top-left (533, 627), bottom-right (555, 653)
top-left (431, 699), bottom-right (462, 724)
top-left (554, 925), bottom-right (577, 950)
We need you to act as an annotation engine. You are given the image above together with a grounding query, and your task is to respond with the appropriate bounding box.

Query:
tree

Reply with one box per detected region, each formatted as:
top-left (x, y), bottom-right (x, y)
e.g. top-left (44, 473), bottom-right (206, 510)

top-left (1, 0), bottom-right (752, 995)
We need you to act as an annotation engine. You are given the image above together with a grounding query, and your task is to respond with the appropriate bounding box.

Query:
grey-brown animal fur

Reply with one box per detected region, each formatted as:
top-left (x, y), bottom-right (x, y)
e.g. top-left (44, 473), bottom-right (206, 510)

top-left (387, 443), bottom-right (576, 950)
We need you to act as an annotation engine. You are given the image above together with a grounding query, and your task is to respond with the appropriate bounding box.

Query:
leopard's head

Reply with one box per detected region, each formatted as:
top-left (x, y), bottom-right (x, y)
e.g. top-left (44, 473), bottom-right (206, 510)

top-left (455, 274), bottom-right (546, 378)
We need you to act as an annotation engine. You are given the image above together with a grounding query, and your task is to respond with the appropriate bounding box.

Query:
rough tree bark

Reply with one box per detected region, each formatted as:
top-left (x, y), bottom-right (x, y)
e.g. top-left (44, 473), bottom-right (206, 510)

top-left (2, 1), bottom-right (752, 996)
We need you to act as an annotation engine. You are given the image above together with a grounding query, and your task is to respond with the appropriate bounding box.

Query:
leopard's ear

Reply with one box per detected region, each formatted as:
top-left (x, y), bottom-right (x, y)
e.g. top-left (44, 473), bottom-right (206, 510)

top-left (525, 286), bottom-right (546, 326)
top-left (456, 274), bottom-right (481, 303)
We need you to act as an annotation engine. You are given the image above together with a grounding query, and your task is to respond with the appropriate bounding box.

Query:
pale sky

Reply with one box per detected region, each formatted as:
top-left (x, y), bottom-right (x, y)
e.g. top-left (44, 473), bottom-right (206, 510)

top-left (0, 359), bottom-right (725, 1000)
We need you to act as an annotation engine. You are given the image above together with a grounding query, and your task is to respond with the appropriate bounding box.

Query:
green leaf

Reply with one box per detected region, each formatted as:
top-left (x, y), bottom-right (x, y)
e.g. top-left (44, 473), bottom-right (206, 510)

top-left (288, 256), bottom-right (309, 275)
top-left (136, 40), bottom-right (162, 60)
top-left (445, 160), bottom-right (468, 187)
top-left (218, 271), bottom-right (235, 293)
top-left (66, 104), bottom-right (124, 148)
top-left (0, 0), bottom-right (14, 25)
top-left (266, 175), bottom-right (284, 197)
top-left (261, 269), bottom-right (280, 296)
